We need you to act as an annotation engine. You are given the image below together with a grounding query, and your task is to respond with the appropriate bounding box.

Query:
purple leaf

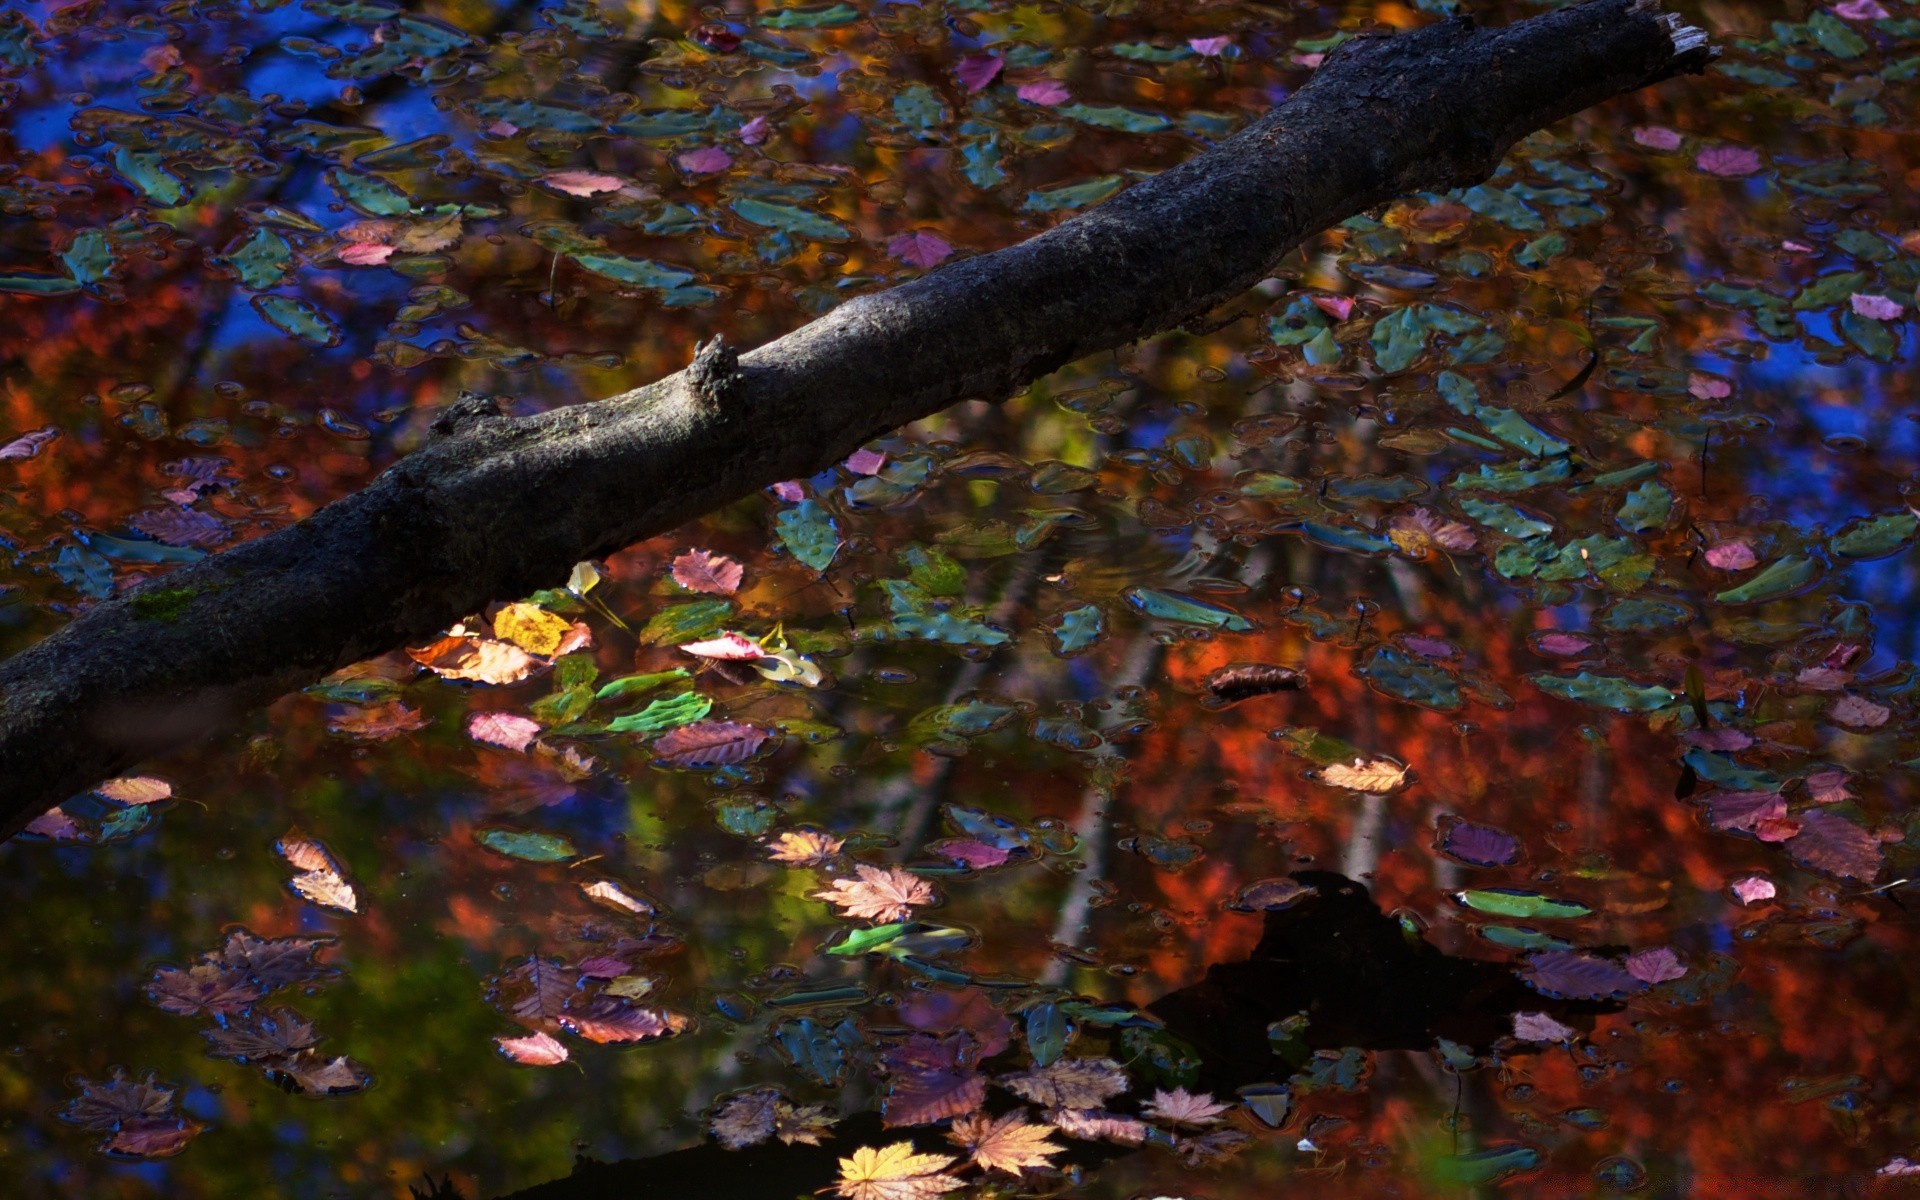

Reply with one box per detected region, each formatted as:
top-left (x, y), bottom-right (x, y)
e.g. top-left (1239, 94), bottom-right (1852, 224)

top-left (653, 720), bottom-right (773, 768)
top-left (1624, 947), bottom-right (1688, 984)
top-left (954, 53), bottom-right (1002, 93)
top-left (881, 1031), bottom-right (986, 1126)
top-left (1434, 817), bottom-right (1521, 868)
top-left (1519, 951), bottom-right (1647, 1001)
top-left (1705, 790), bottom-right (1785, 833)
top-left (1785, 810), bottom-right (1884, 881)
top-left (888, 231), bottom-right (953, 269)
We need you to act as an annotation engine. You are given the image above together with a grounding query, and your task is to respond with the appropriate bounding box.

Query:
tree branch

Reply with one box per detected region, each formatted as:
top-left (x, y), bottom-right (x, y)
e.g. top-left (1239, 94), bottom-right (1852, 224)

top-left (0, 0), bottom-right (1712, 838)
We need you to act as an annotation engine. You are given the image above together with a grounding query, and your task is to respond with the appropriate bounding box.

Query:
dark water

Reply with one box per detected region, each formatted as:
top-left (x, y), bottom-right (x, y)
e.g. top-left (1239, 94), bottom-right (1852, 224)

top-left (3, 0), bottom-right (1920, 1196)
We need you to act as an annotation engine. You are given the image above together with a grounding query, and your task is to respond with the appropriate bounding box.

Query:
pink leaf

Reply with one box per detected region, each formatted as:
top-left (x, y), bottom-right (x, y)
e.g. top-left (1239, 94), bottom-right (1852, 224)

top-left (1687, 373), bottom-right (1732, 400)
top-left (25, 807), bottom-right (80, 839)
top-left (1806, 770), bottom-right (1852, 805)
top-left (770, 480), bottom-right (805, 502)
top-left (672, 548), bottom-right (744, 594)
top-left (1850, 293), bottom-right (1904, 320)
top-left (653, 720), bottom-right (772, 768)
top-left (0, 426), bottom-right (58, 461)
top-left (468, 711), bottom-right (541, 752)
top-left (1834, 0), bottom-right (1889, 17)
top-left (540, 170), bottom-right (626, 196)
top-left (1293, 51), bottom-right (1324, 68)
top-left (1681, 728), bottom-right (1753, 751)
top-left (1016, 79), bottom-right (1070, 105)
top-left (1188, 36), bottom-right (1231, 57)
top-left (1731, 875), bottom-right (1776, 905)
top-left (1704, 541), bottom-right (1757, 570)
top-left (496, 1030), bottom-right (570, 1065)
top-left (1796, 666), bottom-right (1850, 691)
top-left (1831, 694), bottom-right (1891, 728)
top-left (680, 631), bottom-right (765, 660)
top-left (677, 145), bottom-right (733, 175)
top-left (845, 447), bottom-right (887, 475)
top-left (888, 231), bottom-right (953, 269)
top-left (96, 776), bottom-right (173, 805)
top-left (1631, 125), bottom-right (1683, 150)
top-left (1696, 145), bottom-right (1763, 177)
top-left (1512, 1011), bottom-right (1577, 1043)
top-left (339, 242), bottom-right (395, 266)
top-left (1311, 294), bottom-right (1355, 321)
top-left (576, 956), bottom-right (630, 979)
top-left (1533, 631), bottom-right (1596, 657)
top-left (1624, 947), bottom-right (1688, 984)
top-left (739, 115), bottom-right (770, 145)
top-left (935, 839), bottom-right (1010, 869)
top-left (954, 54), bottom-right (1003, 93)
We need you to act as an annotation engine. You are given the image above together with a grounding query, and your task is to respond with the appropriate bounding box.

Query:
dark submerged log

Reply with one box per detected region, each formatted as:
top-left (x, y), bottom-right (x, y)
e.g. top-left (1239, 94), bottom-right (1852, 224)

top-left (0, 0), bottom-right (1712, 836)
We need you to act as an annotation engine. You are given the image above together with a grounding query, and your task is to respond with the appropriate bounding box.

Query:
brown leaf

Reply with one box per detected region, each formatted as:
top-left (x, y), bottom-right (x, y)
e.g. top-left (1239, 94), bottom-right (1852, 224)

top-left (408, 634), bottom-right (539, 684)
top-left (999, 1057), bottom-right (1129, 1110)
top-left (948, 1110), bottom-right (1064, 1173)
top-left (653, 720), bottom-right (774, 768)
top-left (813, 864), bottom-right (936, 923)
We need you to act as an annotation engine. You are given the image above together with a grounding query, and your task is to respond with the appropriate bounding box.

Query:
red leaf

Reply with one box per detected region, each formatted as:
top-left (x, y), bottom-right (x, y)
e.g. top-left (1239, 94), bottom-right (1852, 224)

top-left (496, 1030), bottom-right (570, 1066)
top-left (672, 548), bottom-right (744, 594)
top-left (653, 720), bottom-right (772, 768)
top-left (1785, 810), bottom-right (1884, 881)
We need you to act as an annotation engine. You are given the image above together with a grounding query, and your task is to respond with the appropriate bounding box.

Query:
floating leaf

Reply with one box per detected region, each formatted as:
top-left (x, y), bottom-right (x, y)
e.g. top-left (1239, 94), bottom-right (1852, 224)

top-left (777, 499), bottom-right (841, 572)
top-left (468, 711), bottom-right (540, 752)
top-left (1785, 810), bottom-right (1883, 880)
top-left (1519, 951), bottom-right (1646, 1000)
top-left (672, 548), bottom-right (744, 594)
top-left (95, 776), bottom-right (172, 805)
top-left (493, 602), bottom-right (574, 655)
top-left (948, 1111), bottom-right (1064, 1173)
top-left (607, 690), bottom-right (711, 734)
top-left (1714, 555), bottom-right (1821, 605)
top-left (1000, 1057), bottom-right (1130, 1110)
top-left (814, 864), bottom-right (936, 922)
top-left (1454, 889), bottom-right (1591, 920)
top-left (496, 1030), bottom-right (570, 1066)
top-left (832, 1142), bottom-right (962, 1200)
top-left (476, 826), bottom-right (577, 862)
top-left (653, 720), bottom-right (773, 767)
top-left (1435, 818), bottom-right (1521, 867)
top-left (251, 295), bottom-right (342, 346)
top-left (1124, 587), bottom-right (1254, 631)
top-left (408, 635), bottom-right (539, 684)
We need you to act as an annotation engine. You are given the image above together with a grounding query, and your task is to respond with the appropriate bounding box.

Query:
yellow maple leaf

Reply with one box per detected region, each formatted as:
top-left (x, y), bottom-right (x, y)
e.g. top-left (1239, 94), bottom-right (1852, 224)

top-left (832, 1142), bottom-right (961, 1200)
top-left (492, 602), bottom-right (574, 656)
top-left (768, 828), bottom-right (845, 866)
top-left (949, 1110), bottom-right (1065, 1174)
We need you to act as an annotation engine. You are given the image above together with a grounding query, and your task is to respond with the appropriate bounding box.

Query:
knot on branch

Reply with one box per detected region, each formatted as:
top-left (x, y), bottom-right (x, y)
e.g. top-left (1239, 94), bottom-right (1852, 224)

top-left (686, 336), bottom-right (742, 412)
top-left (429, 391), bottom-right (505, 438)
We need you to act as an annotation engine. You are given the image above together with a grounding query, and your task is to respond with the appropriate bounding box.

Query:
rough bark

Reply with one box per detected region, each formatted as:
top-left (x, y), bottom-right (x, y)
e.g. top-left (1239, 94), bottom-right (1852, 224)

top-left (0, 0), bottom-right (1712, 838)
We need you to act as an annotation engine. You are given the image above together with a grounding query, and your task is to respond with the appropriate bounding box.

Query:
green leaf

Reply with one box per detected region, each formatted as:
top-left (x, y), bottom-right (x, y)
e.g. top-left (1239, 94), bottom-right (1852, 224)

top-left (1022, 175), bottom-right (1124, 213)
top-left (639, 599), bottom-right (733, 645)
top-left (1050, 604), bottom-right (1105, 655)
top-left (1454, 888), bottom-right (1592, 920)
top-left (1057, 103), bottom-right (1172, 134)
top-left (252, 295), bottom-right (343, 346)
top-left (1615, 481), bottom-right (1674, 533)
top-left (595, 668), bottom-right (692, 702)
top-left (324, 167), bottom-right (413, 216)
top-left (1830, 510), bottom-right (1918, 560)
top-left (1714, 555), bottom-right (1821, 604)
top-left (1124, 587), bottom-right (1254, 631)
top-left (1529, 671), bottom-right (1675, 713)
top-left (730, 198), bottom-right (851, 241)
top-left (220, 228), bottom-right (294, 291)
top-left (570, 252), bottom-right (697, 291)
top-left (606, 691), bottom-right (711, 734)
top-left (476, 827), bottom-right (578, 862)
top-left (760, 2), bottom-right (859, 28)
top-left (776, 499), bottom-right (840, 572)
